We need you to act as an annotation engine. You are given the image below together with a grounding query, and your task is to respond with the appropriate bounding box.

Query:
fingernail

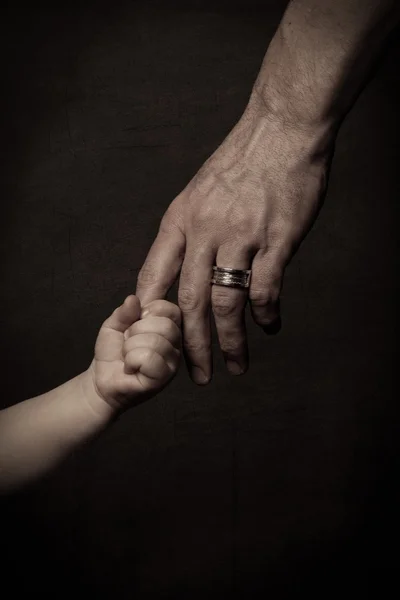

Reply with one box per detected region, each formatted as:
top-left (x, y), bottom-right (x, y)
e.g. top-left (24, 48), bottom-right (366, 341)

top-left (226, 360), bottom-right (245, 376)
top-left (191, 367), bottom-right (210, 385)
top-left (141, 309), bottom-right (149, 319)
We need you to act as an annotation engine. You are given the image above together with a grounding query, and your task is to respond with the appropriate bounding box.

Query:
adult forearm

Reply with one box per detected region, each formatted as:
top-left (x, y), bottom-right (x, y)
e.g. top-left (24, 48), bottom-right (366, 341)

top-left (251, 0), bottom-right (399, 134)
top-left (0, 369), bottom-right (113, 493)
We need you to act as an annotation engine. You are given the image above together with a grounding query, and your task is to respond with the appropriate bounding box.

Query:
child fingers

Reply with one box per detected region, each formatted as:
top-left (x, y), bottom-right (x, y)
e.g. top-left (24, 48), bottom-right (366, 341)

top-left (140, 300), bottom-right (181, 326)
top-left (124, 347), bottom-right (173, 382)
top-left (125, 316), bottom-right (181, 349)
top-left (122, 332), bottom-right (179, 369)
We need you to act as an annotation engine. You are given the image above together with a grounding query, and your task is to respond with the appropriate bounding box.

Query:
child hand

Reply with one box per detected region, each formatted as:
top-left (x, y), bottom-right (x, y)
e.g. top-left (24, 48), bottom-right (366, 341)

top-left (87, 295), bottom-right (181, 413)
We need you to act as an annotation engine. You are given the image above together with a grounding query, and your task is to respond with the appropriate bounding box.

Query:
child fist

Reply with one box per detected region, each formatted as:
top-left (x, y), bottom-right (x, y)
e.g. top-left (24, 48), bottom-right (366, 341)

top-left (88, 295), bottom-right (181, 412)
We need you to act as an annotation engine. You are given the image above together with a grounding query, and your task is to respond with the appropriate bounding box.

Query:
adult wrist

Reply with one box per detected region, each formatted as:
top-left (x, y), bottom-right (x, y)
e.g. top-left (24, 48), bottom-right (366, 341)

top-left (250, 81), bottom-right (338, 153)
top-left (236, 87), bottom-right (337, 172)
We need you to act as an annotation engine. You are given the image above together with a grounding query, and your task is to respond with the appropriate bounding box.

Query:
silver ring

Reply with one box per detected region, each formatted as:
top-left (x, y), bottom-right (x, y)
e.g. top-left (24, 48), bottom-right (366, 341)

top-left (211, 266), bottom-right (251, 289)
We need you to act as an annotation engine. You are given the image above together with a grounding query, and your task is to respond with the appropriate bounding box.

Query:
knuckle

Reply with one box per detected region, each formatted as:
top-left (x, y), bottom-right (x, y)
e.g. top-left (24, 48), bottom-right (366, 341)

top-left (187, 192), bottom-right (220, 235)
top-left (146, 332), bottom-right (163, 350)
top-left (220, 339), bottom-right (242, 357)
top-left (137, 263), bottom-right (158, 287)
top-left (191, 204), bottom-right (213, 232)
top-left (164, 319), bottom-right (177, 338)
top-left (212, 291), bottom-right (237, 318)
top-left (136, 347), bottom-right (154, 364)
top-left (227, 208), bottom-right (256, 237)
top-left (267, 216), bottom-right (288, 242)
top-left (178, 286), bottom-right (202, 313)
top-left (219, 328), bottom-right (245, 356)
top-left (184, 337), bottom-right (210, 355)
top-left (249, 288), bottom-right (279, 308)
top-left (124, 348), bottom-right (136, 363)
top-left (249, 289), bottom-right (271, 307)
top-left (155, 334), bottom-right (167, 352)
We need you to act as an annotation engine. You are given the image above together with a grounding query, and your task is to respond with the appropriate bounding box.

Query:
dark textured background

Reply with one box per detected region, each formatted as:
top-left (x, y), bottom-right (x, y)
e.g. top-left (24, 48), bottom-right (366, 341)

top-left (1, 1), bottom-right (399, 598)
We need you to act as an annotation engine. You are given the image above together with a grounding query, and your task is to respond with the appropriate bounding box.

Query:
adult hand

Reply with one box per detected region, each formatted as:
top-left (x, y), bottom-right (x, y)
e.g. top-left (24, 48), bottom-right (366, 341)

top-left (136, 100), bottom-right (334, 384)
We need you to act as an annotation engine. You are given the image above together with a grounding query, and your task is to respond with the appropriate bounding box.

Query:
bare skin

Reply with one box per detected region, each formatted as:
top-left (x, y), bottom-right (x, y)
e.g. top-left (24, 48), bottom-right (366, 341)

top-left (136, 0), bottom-right (399, 384)
top-left (0, 297), bottom-right (181, 493)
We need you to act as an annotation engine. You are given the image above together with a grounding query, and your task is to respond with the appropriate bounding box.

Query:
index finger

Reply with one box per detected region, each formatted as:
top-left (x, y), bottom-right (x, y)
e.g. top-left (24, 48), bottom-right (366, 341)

top-left (136, 228), bottom-right (186, 305)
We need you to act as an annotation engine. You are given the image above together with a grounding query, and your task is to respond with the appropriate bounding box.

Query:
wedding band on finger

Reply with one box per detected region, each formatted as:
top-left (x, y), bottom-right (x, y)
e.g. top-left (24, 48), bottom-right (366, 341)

top-left (211, 266), bottom-right (252, 289)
